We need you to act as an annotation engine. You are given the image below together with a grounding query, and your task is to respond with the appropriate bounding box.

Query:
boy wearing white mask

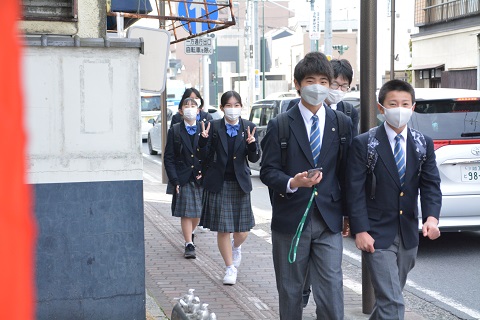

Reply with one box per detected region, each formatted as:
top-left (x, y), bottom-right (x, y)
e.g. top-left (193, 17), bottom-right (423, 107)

top-left (302, 58), bottom-right (359, 308)
top-left (197, 91), bottom-right (260, 285)
top-left (325, 59), bottom-right (359, 136)
top-left (346, 79), bottom-right (441, 319)
top-left (260, 52), bottom-right (352, 320)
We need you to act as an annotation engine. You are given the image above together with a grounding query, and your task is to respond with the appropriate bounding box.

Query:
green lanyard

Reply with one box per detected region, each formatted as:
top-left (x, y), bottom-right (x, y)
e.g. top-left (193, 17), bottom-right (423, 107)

top-left (288, 187), bottom-right (317, 264)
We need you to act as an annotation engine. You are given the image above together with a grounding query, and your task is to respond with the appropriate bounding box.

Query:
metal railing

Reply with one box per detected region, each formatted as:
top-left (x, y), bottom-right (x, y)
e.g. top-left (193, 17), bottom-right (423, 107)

top-left (415, 0), bottom-right (480, 26)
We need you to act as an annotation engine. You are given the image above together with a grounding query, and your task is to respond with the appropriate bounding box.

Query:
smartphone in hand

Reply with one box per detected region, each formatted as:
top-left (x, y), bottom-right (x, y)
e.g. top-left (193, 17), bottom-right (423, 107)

top-left (307, 167), bottom-right (323, 178)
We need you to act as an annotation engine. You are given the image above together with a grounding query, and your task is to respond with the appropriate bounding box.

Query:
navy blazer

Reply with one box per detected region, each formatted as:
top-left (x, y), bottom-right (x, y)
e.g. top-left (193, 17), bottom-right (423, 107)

top-left (260, 105), bottom-right (352, 234)
top-left (163, 122), bottom-right (203, 187)
top-left (346, 123), bottom-right (442, 250)
top-left (197, 118), bottom-right (261, 193)
top-left (170, 110), bottom-right (213, 128)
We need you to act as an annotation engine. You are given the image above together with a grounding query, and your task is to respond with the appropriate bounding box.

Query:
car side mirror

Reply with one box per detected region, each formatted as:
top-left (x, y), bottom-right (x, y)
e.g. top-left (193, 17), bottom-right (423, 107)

top-left (148, 118), bottom-right (155, 125)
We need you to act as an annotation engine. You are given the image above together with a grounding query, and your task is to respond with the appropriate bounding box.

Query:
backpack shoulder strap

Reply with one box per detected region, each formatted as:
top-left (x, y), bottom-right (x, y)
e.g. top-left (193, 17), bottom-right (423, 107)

top-left (277, 112), bottom-right (290, 168)
top-left (367, 126), bottom-right (379, 199)
top-left (333, 110), bottom-right (349, 176)
top-left (342, 101), bottom-right (353, 118)
top-left (409, 127), bottom-right (428, 176)
top-left (172, 123), bottom-right (183, 157)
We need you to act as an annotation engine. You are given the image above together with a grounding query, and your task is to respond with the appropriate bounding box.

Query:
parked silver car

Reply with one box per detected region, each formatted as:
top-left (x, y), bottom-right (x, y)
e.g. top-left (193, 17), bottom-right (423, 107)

top-left (409, 88), bottom-right (480, 231)
top-left (248, 97), bottom-right (298, 171)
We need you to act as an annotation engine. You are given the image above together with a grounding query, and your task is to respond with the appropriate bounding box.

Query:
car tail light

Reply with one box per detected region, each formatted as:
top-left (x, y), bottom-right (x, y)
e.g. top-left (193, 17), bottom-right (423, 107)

top-left (433, 139), bottom-right (480, 150)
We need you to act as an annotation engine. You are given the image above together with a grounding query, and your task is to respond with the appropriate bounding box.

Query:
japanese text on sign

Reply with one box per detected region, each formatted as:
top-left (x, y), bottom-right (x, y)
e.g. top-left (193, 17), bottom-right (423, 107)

top-left (185, 37), bottom-right (214, 55)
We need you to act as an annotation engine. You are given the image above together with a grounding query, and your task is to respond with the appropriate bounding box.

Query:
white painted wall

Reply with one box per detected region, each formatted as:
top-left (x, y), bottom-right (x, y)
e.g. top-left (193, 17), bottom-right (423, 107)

top-left (412, 26), bottom-right (480, 70)
top-left (23, 46), bottom-right (143, 184)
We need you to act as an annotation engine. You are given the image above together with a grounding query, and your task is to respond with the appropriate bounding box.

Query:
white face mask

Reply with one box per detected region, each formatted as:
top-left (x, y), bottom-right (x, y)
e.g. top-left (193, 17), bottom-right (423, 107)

top-left (183, 107), bottom-right (198, 121)
top-left (194, 99), bottom-right (202, 107)
top-left (380, 104), bottom-right (414, 128)
top-left (224, 107), bottom-right (242, 122)
top-left (327, 89), bottom-right (346, 105)
top-left (301, 84), bottom-right (330, 106)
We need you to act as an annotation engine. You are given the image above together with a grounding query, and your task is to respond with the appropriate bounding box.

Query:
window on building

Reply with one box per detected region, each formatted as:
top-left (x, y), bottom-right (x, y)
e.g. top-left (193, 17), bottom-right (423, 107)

top-left (23, 0), bottom-right (77, 21)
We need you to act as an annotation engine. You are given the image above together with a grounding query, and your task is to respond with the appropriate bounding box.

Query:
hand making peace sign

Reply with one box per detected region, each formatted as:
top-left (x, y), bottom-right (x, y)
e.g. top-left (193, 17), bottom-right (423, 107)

top-left (200, 121), bottom-right (210, 138)
top-left (246, 126), bottom-right (256, 144)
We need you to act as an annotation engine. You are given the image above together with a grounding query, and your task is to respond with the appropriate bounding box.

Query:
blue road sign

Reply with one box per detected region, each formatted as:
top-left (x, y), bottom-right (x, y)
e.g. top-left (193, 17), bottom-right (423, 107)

top-left (177, 0), bottom-right (218, 34)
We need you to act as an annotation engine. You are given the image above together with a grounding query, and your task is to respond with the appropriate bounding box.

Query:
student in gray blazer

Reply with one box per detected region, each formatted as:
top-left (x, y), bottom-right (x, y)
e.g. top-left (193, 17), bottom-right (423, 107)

top-left (260, 52), bottom-right (352, 320)
top-left (346, 79), bottom-right (442, 319)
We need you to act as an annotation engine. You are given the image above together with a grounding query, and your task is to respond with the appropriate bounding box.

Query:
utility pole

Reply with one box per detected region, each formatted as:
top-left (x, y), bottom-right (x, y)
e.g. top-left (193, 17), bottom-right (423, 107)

top-left (324, 0), bottom-right (332, 56)
top-left (360, 0), bottom-right (378, 312)
top-left (160, 0), bottom-right (168, 184)
top-left (310, 0), bottom-right (316, 52)
top-left (390, 0), bottom-right (395, 80)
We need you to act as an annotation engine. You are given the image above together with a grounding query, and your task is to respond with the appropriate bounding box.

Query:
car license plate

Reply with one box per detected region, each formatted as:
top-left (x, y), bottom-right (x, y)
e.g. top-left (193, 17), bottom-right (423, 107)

top-left (461, 165), bottom-right (480, 182)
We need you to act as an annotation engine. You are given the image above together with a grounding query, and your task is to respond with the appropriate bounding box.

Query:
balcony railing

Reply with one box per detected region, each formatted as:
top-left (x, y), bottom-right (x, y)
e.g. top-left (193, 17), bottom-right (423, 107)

top-left (415, 0), bottom-right (480, 26)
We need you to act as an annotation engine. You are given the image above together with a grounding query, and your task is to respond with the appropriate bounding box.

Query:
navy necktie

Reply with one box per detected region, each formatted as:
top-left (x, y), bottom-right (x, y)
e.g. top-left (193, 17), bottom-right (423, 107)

top-left (226, 123), bottom-right (240, 137)
top-left (186, 125), bottom-right (196, 136)
top-left (310, 115), bottom-right (321, 166)
top-left (394, 134), bottom-right (406, 186)
top-left (196, 113), bottom-right (201, 121)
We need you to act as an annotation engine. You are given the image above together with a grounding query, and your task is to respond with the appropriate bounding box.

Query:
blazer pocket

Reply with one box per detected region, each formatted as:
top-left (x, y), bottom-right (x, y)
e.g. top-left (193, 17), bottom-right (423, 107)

top-left (330, 189), bottom-right (341, 202)
top-left (368, 208), bottom-right (383, 221)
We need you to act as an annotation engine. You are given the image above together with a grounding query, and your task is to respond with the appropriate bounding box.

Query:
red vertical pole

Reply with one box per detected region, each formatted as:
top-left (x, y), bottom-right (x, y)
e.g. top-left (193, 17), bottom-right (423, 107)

top-left (0, 1), bottom-right (37, 319)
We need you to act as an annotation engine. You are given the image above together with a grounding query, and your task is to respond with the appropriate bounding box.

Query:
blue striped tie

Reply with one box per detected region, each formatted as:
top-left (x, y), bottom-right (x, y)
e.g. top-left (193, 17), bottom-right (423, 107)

top-left (310, 115), bottom-right (321, 166)
top-left (394, 135), bottom-right (406, 187)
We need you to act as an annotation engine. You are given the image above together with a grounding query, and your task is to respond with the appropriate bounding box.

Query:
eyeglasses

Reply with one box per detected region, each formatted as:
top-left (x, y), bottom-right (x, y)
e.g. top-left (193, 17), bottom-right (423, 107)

top-left (330, 82), bottom-right (350, 92)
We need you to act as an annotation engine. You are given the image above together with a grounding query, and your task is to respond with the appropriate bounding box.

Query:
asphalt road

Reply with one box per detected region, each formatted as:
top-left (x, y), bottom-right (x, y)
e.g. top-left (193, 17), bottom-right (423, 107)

top-left (142, 142), bottom-right (480, 319)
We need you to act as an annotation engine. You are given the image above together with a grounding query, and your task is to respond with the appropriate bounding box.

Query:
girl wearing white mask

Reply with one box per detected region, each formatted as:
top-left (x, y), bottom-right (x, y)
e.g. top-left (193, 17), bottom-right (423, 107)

top-left (197, 91), bottom-right (260, 285)
top-left (164, 98), bottom-right (204, 259)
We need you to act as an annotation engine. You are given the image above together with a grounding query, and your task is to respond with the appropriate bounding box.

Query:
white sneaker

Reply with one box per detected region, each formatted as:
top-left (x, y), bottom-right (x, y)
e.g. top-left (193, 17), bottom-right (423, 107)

top-left (223, 267), bottom-right (237, 285)
top-left (232, 239), bottom-right (242, 268)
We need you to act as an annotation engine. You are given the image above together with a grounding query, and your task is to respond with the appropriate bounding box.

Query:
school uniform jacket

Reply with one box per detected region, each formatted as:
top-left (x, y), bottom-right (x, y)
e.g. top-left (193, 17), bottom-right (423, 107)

top-left (163, 122), bottom-right (203, 187)
top-left (197, 118), bottom-right (260, 194)
top-left (346, 123), bottom-right (442, 250)
top-left (259, 105), bottom-right (352, 235)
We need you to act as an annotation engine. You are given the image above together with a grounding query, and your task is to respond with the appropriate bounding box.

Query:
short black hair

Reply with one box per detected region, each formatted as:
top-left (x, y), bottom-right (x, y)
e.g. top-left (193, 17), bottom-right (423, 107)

top-left (220, 90), bottom-right (243, 107)
top-left (378, 80), bottom-right (415, 105)
top-left (294, 52), bottom-right (333, 95)
top-left (178, 88), bottom-right (204, 109)
top-left (330, 59), bottom-right (353, 84)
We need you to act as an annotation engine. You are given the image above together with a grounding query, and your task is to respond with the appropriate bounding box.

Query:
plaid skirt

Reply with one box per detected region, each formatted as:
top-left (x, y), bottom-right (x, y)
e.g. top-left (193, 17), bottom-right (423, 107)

top-left (172, 181), bottom-right (203, 218)
top-left (200, 180), bottom-right (255, 232)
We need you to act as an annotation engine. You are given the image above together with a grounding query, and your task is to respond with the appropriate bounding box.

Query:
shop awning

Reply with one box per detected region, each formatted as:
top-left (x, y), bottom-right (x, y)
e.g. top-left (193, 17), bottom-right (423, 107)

top-left (409, 63), bottom-right (445, 71)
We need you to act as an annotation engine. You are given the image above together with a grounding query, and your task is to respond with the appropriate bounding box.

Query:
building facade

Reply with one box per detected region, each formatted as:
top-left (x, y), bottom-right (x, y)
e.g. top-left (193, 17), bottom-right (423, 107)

top-left (411, 0), bottom-right (480, 89)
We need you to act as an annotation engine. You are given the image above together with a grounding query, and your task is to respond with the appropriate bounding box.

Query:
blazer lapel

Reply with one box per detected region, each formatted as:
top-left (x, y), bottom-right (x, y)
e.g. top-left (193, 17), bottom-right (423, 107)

top-left (180, 124), bottom-right (194, 153)
top-left (317, 107), bottom-right (336, 167)
top-left (375, 124), bottom-right (402, 188)
top-left (405, 129), bottom-right (420, 184)
top-left (218, 118), bottom-right (228, 155)
top-left (234, 118), bottom-right (245, 153)
top-left (289, 106), bottom-right (315, 167)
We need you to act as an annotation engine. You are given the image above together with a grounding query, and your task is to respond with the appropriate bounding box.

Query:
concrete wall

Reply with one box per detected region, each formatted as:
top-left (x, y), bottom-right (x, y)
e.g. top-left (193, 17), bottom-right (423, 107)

top-left (21, 0), bottom-right (106, 37)
top-left (23, 42), bottom-right (145, 319)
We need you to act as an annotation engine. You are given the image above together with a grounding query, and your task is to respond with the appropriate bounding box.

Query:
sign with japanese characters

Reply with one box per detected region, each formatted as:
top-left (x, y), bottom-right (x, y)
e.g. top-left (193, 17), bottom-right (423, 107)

top-left (184, 37), bottom-right (214, 55)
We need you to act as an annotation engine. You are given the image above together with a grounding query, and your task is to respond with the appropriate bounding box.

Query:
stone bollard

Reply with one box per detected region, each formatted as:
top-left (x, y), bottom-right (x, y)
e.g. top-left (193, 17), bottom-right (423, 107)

top-left (171, 289), bottom-right (217, 320)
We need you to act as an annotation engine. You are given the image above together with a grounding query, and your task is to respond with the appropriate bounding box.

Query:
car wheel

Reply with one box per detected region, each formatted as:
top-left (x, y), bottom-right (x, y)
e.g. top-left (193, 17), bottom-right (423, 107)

top-left (148, 135), bottom-right (158, 155)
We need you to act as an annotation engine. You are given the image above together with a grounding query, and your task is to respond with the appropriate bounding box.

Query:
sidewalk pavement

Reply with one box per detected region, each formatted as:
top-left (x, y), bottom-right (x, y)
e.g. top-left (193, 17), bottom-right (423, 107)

top-left (143, 164), bottom-right (425, 319)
